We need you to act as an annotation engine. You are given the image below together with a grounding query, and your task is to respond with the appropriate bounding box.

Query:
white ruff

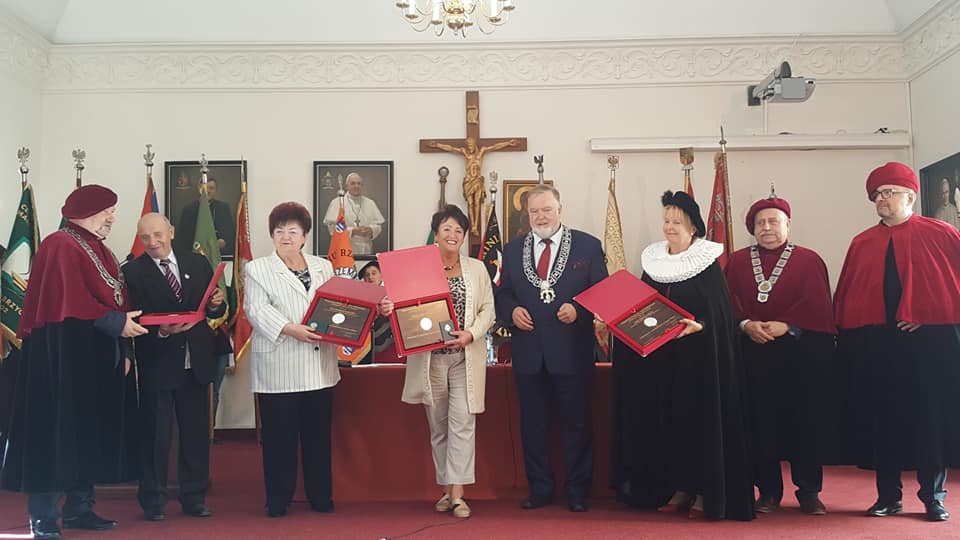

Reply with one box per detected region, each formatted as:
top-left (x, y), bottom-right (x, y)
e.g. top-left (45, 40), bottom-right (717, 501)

top-left (641, 239), bottom-right (723, 283)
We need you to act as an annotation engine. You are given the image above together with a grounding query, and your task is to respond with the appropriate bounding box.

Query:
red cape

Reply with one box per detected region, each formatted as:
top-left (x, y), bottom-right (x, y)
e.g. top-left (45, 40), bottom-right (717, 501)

top-left (18, 223), bottom-right (129, 338)
top-left (834, 214), bottom-right (960, 329)
top-left (726, 243), bottom-right (836, 334)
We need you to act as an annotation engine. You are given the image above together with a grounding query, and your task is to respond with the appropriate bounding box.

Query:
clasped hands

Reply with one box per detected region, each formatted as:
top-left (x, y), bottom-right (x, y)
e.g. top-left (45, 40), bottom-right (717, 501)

top-left (377, 297), bottom-right (472, 347)
top-left (511, 303), bottom-right (578, 331)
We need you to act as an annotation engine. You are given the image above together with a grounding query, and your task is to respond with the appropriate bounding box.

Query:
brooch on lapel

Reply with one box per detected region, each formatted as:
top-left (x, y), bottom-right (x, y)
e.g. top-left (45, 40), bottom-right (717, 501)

top-left (184, 274), bottom-right (190, 279)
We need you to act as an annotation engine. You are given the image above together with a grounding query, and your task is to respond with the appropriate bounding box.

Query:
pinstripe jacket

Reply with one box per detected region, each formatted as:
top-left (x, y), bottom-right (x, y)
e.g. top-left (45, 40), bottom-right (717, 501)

top-left (243, 251), bottom-right (341, 393)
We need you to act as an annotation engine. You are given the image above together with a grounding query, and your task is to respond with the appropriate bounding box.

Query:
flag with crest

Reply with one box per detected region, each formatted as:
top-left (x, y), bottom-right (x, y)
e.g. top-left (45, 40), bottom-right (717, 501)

top-left (1, 184), bottom-right (40, 349)
top-left (477, 204), bottom-right (503, 287)
top-left (706, 151), bottom-right (734, 268)
top-left (229, 182), bottom-right (253, 363)
top-left (194, 181), bottom-right (228, 329)
top-left (328, 203), bottom-right (356, 279)
top-left (127, 171), bottom-right (159, 261)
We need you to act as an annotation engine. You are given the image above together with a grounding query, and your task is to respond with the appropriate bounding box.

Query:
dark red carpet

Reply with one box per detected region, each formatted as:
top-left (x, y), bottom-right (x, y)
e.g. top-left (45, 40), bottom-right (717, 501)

top-left (1, 440), bottom-right (959, 539)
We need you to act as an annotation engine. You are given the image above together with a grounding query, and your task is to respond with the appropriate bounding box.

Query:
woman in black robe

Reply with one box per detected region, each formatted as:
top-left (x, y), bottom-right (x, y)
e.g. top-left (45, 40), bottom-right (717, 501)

top-left (610, 191), bottom-right (754, 521)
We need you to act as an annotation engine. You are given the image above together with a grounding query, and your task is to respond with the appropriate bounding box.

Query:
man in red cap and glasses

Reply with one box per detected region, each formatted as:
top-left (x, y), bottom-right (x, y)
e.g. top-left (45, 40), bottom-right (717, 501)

top-left (835, 162), bottom-right (960, 522)
top-left (0, 185), bottom-right (148, 540)
top-left (726, 189), bottom-right (838, 517)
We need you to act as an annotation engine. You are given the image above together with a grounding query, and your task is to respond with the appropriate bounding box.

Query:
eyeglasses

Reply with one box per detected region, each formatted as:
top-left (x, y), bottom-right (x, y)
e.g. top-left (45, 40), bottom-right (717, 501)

top-left (870, 189), bottom-right (911, 201)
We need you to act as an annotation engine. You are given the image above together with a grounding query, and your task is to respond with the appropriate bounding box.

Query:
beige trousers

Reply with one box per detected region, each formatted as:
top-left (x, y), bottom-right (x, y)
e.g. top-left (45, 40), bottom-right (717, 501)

top-left (424, 350), bottom-right (476, 486)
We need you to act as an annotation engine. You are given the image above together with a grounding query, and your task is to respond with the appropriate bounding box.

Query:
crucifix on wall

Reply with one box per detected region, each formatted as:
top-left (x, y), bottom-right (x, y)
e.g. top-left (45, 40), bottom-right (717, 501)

top-left (420, 91), bottom-right (527, 250)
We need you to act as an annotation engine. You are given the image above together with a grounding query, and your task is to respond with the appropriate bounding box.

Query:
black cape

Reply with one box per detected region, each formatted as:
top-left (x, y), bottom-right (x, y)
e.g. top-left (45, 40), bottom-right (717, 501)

top-left (839, 241), bottom-right (960, 471)
top-left (610, 261), bottom-right (755, 521)
top-left (1, 318), bottom-right (138, 492)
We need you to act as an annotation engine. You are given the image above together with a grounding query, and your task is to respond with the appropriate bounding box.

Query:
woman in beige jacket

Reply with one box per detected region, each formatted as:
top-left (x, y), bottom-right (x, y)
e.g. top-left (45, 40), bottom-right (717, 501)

top-left (382, 205), bottom-right (495, 518)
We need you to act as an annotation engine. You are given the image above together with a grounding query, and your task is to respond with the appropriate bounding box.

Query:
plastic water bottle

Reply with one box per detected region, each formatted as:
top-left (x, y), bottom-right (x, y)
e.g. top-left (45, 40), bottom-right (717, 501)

top-left (485, 330), bottom-right (497, 366)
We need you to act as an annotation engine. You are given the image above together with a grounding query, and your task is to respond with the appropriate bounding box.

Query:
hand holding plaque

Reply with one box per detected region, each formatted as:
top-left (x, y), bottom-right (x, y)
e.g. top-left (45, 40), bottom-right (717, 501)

top-left (574, 270), bottom-right (693, 357)
top-left (301, 276), bottom-right (384, 348)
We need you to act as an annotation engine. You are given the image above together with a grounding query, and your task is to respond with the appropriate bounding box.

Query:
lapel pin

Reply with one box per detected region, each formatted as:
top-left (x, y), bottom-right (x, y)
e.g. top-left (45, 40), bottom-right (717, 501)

top-left (184, 274), bottom-right (190, 279)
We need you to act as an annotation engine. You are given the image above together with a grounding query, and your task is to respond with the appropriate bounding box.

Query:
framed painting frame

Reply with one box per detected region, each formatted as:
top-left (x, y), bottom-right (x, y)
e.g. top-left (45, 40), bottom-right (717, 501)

top-left (313, 161), bottom-right (393, 260)
top-left (501, 179), bottom-right (554, 246)
top-left (164, 159), bottom-right (246, 261)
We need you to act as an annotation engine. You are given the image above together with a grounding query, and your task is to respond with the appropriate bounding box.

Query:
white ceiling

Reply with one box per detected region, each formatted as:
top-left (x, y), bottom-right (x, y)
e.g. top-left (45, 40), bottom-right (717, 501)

top-left (0, 0), bottom-right (943, 44)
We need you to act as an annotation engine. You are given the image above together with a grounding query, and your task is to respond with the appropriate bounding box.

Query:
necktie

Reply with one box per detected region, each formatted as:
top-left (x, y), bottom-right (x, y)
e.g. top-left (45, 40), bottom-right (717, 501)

top-left (160, 259), bottom-right (183, 302)
top-left (537, 238), bottom-right (552, 280)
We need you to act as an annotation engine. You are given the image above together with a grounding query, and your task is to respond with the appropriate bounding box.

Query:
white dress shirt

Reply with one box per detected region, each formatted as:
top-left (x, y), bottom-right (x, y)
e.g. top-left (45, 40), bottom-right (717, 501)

top-left (152, 251), bottom-right (191, 369)
top-left (532, 225), bottom-right (564, 276)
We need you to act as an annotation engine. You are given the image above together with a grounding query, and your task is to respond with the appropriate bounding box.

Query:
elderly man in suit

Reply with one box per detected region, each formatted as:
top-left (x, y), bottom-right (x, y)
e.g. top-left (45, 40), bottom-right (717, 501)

top-left (495, 184), bottom-right (608, 512)
top-left (123, 213), bottom-right (225, 521)
top-left (243, 202), bottom-right (341, 518)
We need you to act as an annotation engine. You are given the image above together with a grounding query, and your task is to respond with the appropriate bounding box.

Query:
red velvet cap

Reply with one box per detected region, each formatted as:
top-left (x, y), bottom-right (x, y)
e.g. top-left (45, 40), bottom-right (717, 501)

top-left (61, 184), bottom-right (117, 219)
top-left (745, 197), bottom-right (791, 234)
top-left (866, 162), bottom-right (919, 200)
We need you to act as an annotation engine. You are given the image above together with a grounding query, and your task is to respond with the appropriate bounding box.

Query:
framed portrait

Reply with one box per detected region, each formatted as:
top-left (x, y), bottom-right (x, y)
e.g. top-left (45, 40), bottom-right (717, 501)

top-left (501, 180), bottom-right (554, 245)
top-left (919, 151), bottom-right (960, 231)
top-left (164, 160), bottom-right (246, 261)
top-left (313, 161), bottom-right (393, 260)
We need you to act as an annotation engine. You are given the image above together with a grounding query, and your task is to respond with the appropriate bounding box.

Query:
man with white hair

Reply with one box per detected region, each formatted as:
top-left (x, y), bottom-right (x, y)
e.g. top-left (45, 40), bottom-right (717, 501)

top-left (323, 172), bottom-right (386, 256)
top-left (934, 178), bottom-right (960, 230)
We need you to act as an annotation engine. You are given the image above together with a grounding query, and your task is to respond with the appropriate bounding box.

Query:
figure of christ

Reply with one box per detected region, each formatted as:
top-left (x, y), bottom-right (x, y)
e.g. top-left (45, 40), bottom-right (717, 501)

top-left (428, 137), bottom-right (519, 236)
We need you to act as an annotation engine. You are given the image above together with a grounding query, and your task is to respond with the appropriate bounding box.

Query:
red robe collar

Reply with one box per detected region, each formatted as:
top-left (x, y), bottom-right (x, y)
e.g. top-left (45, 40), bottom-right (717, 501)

top-left (18, 223), bottom-right (129, 338)
top-left (834, 214), bottom-right (960, 329)
top-left (726, 243), bottom-right (836, 334)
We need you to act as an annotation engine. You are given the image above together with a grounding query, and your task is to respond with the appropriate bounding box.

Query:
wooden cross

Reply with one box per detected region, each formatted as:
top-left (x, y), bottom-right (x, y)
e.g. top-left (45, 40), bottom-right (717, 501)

top-left (420, 91), bottom-right (527, 253)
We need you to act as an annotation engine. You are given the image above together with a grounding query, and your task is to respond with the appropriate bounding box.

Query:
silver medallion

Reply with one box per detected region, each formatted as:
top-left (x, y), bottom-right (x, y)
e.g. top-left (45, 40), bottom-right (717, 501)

top-left (757, 292), bottom-right (769, 303)
top-left (757, 280), bottom-right (772, 293)
top-left (419, 317), bottom-right (433, 331)
top-left (331, 313), bottom-right (346, 325)
top-left (643, 317), bottom-right (658, 328)
top-left (539, 280), bottom-right (556, 303)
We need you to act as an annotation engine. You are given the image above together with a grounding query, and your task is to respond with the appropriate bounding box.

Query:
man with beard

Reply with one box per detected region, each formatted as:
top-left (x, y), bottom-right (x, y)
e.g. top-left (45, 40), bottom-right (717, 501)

top-left (495, 184), bottom-right (607, 512)
top-left (1, 185), bottom-right (147, 540)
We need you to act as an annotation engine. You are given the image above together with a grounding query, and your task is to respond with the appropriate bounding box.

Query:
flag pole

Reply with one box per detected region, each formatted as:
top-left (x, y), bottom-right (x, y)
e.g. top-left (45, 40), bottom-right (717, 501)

top-left (143, 144), bottom-right (154, 176)
top-left (72, 148), bottom-right (86, 188)
top-left (17, 147), bottom-right (29, 190)
top-left (438, 166), bottom-right (449, 211)
top-left (718, 126), bottom-right (734, 253)
top-left (679, 147), bottom-right (694, 196)
top-left (534, 155), bottom-right (545, 184)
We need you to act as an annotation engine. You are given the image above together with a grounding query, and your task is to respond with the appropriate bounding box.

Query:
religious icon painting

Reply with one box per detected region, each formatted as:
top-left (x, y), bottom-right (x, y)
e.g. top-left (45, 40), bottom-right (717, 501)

top-left (919, 151), bottom-right (960, 232)
top-left (313, 161), bottom-right (394, 260)
top-left (164, 159), bottom-right (246, 261)
top-left (502, 179), bottom-right (554, 246)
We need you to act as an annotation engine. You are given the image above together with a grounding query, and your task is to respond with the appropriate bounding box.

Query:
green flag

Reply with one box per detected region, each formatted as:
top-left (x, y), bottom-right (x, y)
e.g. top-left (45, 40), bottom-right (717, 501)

top-left (2, 185), bottom-right (40, 348)
top-left (193, 183), bottom-right (227, 328)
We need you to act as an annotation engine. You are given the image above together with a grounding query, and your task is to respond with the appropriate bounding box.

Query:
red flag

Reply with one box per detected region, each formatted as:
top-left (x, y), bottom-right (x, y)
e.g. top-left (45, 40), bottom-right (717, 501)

top-left (328, 203), bottom-right (356, 278)
top-left (127, 172), bottom-right (159, 260)
top-left (706, 152), bottom-right (734, 268)
top-left (684, 176), bottom-right (695, 198)
top-left (231, 186), bottom-right (253, 364)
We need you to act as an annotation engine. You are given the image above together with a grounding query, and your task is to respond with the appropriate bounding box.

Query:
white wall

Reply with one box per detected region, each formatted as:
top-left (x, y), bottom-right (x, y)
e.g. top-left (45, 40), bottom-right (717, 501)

top-left (0, 77), bottom-right (41, 233)
top-left (910, 49), bottom-right (960, 169)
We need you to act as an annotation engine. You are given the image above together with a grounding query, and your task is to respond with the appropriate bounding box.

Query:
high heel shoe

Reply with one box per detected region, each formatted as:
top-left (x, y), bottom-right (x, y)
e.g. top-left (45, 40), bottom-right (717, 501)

top-left (658, 492), bottom-right (694, 513)
top-left (687, 495), bottom-right (705, 519)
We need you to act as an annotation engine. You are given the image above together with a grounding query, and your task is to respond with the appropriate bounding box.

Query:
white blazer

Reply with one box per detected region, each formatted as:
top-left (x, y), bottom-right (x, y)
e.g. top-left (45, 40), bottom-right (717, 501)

top-left (243, 252), bottom-right (341, 393)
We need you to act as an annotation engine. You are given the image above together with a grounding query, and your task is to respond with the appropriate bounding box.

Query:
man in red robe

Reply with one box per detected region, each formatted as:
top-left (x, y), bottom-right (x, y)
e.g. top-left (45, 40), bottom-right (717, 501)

top-left (726, 192), bottom-right (837, 516)
top-left (0, 185), bottom-right (148, 540)
top-left (835, 162), bottom-right (960, 522)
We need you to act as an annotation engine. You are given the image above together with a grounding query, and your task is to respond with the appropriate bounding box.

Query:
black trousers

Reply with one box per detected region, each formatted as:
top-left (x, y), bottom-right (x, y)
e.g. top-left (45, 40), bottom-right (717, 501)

top-left (514, 366), bottom-right (593, 503)
top-left (877, 468), bottom-right (948, 504)
top-left (756, 461), bottom-right (823, 502)
top-left (257, 388), bottom-right (334, 511)
top-left (138, 370), bottom-right (210, 510)
top-left (28, 484), bottom-right (94, 521)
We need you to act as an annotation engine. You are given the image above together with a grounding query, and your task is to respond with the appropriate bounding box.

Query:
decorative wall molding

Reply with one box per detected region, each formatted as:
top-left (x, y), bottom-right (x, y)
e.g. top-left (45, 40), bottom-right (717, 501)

top-left (41, 36), bottom-right (907, 92)
top-left (0, 9), bottom-right (50, 89)
top-left (902, 0), bottom-right (960, 79)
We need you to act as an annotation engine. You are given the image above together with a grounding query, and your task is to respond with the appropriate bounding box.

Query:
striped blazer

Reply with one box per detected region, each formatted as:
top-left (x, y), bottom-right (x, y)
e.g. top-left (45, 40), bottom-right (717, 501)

top-left (243, 252), bottom-right (341, 393)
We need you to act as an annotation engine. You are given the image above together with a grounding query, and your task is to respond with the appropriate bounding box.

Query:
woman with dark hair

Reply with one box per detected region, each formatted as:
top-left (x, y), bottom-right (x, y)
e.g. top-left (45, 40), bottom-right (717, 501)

top-left (380, 204), bottom-right (495, 518)
top-left (243, 202), bottom-right (340, 517)
top-left (609, 191), bottom-right (754, 521)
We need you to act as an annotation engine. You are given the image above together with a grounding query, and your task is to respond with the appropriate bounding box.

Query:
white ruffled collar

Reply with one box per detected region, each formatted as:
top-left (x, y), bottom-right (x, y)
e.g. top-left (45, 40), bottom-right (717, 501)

top-left (641, 239), bottom-right (724, 283)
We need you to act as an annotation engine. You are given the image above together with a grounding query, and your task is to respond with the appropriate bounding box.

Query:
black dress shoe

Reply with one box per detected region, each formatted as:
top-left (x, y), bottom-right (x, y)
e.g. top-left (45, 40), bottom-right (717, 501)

top-left (521, 496), bottom-right (552, 509)
top-left (924, 501), bottom-right (950, 522)
top-left (183, 504), bottom-right (212, 517)
top-left (310, 500), bottom-right (335, 513)
top-left (568, 501), bottom-right (588, 512)
top-left (30, 519), bottom-right (62, 540)
top-left (62, 511), bottom-right (118, 530)
top-left (144, 507), bottom-right (166, 521)
top-left (267, 506), bottom-right (288, 518)
top-left (866, 500), bottom-right (903, 517)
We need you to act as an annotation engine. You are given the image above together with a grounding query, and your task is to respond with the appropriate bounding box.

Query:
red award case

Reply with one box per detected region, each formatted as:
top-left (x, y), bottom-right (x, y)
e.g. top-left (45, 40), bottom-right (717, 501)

top-left (574, 269), bottom-right (693, 357)
top-left (377, 244), bottom-right (460, 356)
top-left (140, 262), bottom-right (227, 326)
top-left (300, 276), bottom-right (385, 348)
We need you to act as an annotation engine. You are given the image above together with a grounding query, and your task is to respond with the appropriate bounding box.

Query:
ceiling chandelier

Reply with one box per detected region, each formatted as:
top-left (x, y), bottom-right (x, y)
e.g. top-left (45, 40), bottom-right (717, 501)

top-left (395, 0), bottom-right (515, 38)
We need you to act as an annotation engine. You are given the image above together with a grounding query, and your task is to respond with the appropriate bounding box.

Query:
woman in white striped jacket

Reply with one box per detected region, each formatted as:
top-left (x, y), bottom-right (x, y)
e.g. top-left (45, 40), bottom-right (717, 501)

top-left (243, 202), bottom-right (339, 518)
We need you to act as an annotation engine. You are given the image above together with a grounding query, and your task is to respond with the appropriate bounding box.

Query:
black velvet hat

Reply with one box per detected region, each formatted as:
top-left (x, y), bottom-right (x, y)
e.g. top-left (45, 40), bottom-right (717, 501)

top-left (357, 260), bottom-right (380, 281)
top-left (661, 190), bottom-right (706, 238)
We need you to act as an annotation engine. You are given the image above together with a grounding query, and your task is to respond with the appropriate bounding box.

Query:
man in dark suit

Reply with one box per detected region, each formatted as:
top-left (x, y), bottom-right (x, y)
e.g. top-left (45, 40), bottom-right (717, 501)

top-left (495, 185), bottom-right (607, 512)
top-left (175, 178), bottom-right (235, 256)
top-left (123, 213), bottom-right (225, 521)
